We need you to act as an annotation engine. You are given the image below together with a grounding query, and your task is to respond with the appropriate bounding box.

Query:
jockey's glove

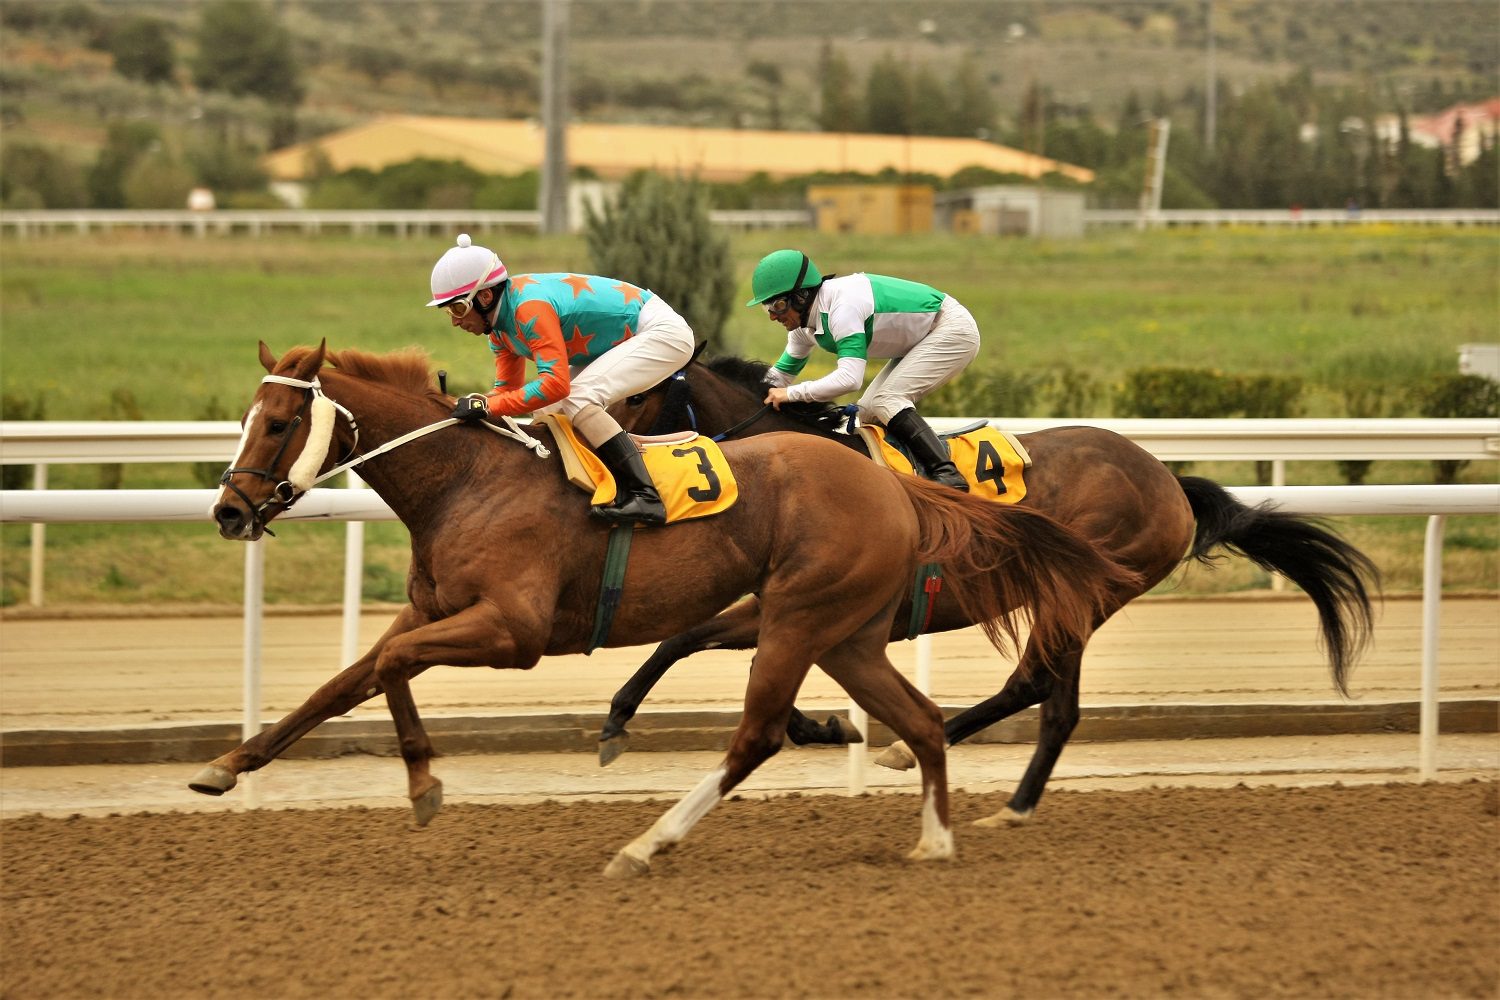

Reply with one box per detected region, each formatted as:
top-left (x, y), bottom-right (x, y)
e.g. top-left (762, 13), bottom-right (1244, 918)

top-left (451, 394), bottom-right (491, 422)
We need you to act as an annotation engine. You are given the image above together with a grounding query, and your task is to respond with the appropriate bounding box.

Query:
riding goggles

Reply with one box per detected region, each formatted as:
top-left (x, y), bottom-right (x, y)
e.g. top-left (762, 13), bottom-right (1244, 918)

top-left (763, 296), bottom-right (792, 318)
top-left (443, 289), bottom-right (481, 319)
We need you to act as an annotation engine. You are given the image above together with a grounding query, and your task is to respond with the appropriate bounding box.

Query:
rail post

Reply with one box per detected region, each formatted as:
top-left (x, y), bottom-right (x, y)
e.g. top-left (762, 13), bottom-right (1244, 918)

top-left (28, 463), bottom-right (45, 606)
top-left (242, 539), bottom-right (265, 809)
top-left (1419, 515), bottom-right (1446, 779)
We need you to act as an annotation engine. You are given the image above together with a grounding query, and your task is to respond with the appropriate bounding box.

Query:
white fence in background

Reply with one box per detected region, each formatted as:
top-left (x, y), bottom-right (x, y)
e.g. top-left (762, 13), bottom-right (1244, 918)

top-left (1, 418), bottom-right (1497, 791)
top-left (0, 208), bottom-right (812, 238)
top-left (2, 208), bottom-right (1496, 238)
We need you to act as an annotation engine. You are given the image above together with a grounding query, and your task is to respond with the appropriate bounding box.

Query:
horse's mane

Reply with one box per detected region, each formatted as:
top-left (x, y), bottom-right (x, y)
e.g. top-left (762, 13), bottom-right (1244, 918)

top-left (701, 355), bottom-right (852, 435)
top-left (318, 346), bottom-right (446, 401)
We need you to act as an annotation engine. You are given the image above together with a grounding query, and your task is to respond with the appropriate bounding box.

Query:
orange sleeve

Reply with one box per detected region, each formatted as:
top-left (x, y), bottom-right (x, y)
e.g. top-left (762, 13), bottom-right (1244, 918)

top-left (484, 300), bottom-right (573, 417)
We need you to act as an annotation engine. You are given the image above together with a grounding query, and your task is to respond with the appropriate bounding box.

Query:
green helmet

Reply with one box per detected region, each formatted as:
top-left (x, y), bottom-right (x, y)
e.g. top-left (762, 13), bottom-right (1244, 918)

top-left (745, 249), bottom-right (823, 307)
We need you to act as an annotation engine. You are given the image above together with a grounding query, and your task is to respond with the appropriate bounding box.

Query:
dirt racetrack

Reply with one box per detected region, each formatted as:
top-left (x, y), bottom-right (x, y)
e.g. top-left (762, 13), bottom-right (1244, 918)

top-left (3, 781), bottom-right (1496, 1000)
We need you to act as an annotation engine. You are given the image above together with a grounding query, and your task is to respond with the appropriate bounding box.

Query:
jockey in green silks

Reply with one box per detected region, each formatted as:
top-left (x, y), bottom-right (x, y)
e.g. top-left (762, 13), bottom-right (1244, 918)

top-left (747, 249), bottom-right (980, 491)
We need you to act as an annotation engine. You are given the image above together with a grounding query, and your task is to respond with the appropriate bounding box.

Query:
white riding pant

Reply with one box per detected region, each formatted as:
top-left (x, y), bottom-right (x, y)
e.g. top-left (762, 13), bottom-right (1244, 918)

top-left (857, 297), bottom-right (981, 424)
top-left (540, 296), bottom-right (696, 442)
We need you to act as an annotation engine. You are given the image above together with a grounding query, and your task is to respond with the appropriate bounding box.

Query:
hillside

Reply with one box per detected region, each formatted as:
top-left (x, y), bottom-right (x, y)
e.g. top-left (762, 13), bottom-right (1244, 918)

top-left (1, 0), bottom-right (1495, 209)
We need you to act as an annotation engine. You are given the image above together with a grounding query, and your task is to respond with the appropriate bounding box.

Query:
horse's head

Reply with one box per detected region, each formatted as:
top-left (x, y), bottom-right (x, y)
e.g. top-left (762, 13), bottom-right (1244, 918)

top-left (213, 340), bottom-right (356, 540)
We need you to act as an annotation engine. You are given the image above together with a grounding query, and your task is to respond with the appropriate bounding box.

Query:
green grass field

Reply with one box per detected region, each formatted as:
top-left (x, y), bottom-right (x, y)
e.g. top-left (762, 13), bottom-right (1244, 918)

top-left (1, 226), bottom-right (1496, 605)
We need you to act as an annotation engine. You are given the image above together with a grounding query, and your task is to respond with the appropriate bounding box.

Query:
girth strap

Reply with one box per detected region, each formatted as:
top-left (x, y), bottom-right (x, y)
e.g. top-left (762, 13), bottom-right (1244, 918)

top-left (587, 523), bottom-right (635, 653)
top-left (906, 562), bottom-right (944, 640)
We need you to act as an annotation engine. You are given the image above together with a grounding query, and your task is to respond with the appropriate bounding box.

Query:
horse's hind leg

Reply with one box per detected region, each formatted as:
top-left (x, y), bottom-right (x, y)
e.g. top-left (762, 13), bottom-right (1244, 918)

top-left (873, 646), bottom-right (1055, 770)
top-left (973, 646), bottom-right (1083, 828)
top-left (818, 638), bottom-right (953, 862)
top-left (188, 605), bottom-right (428, 795)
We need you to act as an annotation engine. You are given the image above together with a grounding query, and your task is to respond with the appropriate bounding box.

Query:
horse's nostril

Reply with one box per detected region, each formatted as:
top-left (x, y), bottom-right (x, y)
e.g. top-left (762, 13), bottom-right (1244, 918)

top-left (214, 505), bottom-right (243, 530)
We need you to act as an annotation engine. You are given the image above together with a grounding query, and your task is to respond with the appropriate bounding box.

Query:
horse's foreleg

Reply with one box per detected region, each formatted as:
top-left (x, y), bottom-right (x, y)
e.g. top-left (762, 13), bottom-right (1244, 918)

top-left (604, 640), bottom-right (814, 879)
top-left (599, 597), bottom-right (764, 765)
top-left (819, 636), bottom-right (953, 862)
top-left (188, 605), bottom-right (429, 796)
top-left (372, 601), bottom-right (523, 827)
top-left (973, 647), bottom-right (1084, 829)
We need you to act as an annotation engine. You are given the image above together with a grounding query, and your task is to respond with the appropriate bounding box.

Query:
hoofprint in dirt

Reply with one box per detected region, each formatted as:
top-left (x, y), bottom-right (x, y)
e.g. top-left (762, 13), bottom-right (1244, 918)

top-left (3, 782), bottom-right (1495, 1000)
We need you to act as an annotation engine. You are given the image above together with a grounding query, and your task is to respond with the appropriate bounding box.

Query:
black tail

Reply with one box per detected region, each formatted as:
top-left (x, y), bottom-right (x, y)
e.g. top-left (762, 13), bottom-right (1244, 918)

top-left (1177, 475), bottom-right (1379, 696)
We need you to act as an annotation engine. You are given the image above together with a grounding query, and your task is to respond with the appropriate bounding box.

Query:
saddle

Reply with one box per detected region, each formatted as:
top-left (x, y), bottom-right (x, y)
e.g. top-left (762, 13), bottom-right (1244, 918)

top-left (537, 414), bottom-right (739, 524)
top-left (859, 420), bottom-right (1032, 503)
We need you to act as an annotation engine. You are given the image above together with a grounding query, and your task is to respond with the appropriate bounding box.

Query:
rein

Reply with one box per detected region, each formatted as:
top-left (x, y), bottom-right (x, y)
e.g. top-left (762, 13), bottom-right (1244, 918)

top-left (709, 404), bottom-right (772, 443)
top-left (222, 372), bottom-right (550, 536)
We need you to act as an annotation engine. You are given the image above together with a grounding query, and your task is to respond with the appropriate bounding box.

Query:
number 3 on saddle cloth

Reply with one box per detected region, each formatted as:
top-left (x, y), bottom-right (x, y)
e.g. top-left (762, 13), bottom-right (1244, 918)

top-left (538, 414), bottom-right (739, 523)
top-left (859, 420), bottom-right (1034, 638)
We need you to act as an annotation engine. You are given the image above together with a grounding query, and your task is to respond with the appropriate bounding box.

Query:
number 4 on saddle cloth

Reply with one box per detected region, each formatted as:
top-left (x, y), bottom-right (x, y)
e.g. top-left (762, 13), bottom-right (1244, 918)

top-left (860, 420), bottom-right (1033, 638)
top-left (859, 420), bottom-right (1032, 503)
top-left (538, 414), bottom-right (739, 523)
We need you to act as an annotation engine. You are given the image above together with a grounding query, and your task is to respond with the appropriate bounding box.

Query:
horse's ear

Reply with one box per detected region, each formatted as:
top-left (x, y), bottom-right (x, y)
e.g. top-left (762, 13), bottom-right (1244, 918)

top-left (258, 341), bottom-right (278, 374)
top-left (289, 339), bottom-right (328, 381)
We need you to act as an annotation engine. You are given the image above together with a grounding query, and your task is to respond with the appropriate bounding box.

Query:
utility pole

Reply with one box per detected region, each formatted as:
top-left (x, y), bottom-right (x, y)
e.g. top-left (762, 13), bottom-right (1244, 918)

top-left (1204, 0), bottom-right (1217, 152)
top-left (1138, 117), bottom-right (1171, 231)
top-left (539, 0), bottom-right (570, 235)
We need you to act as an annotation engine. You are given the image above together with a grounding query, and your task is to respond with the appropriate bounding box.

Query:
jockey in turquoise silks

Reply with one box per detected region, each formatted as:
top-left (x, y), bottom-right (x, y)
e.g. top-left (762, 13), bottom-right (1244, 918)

top-left (428, 234), bottom-right (696, 526)
top-left (747, 248), bottom-right (980, 492)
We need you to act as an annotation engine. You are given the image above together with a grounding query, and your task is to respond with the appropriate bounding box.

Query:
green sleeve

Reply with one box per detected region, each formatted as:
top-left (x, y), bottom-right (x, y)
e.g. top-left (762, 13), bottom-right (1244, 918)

top-left (773, 351), bottom-right (809, 376)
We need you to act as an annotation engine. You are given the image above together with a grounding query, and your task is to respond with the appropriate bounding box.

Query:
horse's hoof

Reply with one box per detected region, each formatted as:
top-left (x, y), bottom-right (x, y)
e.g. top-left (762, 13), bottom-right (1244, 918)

top-left (598, 731), bottom-right (629, 767)
top-left (187, 765), bottom-right (238, 796)
top-left (602, 850), bottom-right (650, 879)
top-left (827, 715), bottom-right (864, 745)
top-left (873, 741), bottom-right (916, 771)
top-left (410, 781), bottom-right (444, 827)
top-left (907, 834), bottom-right (955, 862)
top-left (973, 806), bottom-right (1032, 828)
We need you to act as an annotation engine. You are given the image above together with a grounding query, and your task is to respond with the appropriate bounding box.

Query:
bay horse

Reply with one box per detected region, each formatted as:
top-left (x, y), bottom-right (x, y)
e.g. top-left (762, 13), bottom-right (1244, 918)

top-left (201, 341), bottom-right (1136, 876)
top-left (601, 356), bottom-right (1380, 826)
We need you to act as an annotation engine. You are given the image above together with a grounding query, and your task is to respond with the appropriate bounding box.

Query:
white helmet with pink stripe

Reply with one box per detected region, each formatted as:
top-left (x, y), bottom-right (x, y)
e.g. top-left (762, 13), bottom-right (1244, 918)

top-left (426, 234), bottom-right (508, 307)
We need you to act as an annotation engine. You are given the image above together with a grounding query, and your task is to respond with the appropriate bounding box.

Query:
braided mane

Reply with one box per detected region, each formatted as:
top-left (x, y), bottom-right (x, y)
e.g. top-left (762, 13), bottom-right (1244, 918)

top-left (702, 355), bottom-right (852, 435)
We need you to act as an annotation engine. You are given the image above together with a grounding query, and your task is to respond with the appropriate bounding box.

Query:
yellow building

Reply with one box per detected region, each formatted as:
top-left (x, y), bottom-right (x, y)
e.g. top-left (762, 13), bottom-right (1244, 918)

top-left (806, 185), bottom-right (934, 235)
top-left (263, 115), bottom-right (1094, 185)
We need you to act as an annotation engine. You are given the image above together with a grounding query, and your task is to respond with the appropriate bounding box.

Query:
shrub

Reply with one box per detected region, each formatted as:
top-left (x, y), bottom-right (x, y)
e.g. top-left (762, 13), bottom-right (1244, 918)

top-left (923, 366), bottom-right (1047, 418)
top-left (1409, 373), bottom-right (1500, 484)
top-left (1043, 363), bottom-right (1103, 417)
top-left (1232, 373), bottom-right (1303, 485)
top-left (1114, 367), bottom-right (1238, 418)
top-left (1, 393), bottom-right (46, 490)
top-left (584, 172), bottom-right (735, 351)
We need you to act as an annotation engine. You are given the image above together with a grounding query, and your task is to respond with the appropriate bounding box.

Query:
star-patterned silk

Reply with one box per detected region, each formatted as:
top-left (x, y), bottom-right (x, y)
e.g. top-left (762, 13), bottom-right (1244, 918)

top-left (481, 274), bottom-right (655, 416)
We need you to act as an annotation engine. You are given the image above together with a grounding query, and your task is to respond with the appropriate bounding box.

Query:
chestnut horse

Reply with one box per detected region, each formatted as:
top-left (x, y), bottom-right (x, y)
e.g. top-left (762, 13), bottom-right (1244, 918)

top-left (601, 356), bottom-right (1379, 826)
top-left (201, 342), bottom-right (1135, 876)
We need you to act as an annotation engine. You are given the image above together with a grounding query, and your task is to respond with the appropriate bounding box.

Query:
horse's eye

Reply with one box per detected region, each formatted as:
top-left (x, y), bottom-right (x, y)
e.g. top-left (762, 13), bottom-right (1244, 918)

top-left (269, 419), bottom-right (289, 434)
top-left (626, 394), bottom-right (646, 406)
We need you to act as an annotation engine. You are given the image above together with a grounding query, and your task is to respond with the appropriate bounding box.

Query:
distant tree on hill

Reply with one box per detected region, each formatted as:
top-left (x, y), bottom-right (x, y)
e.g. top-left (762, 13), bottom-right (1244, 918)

top-left (865, 51), bottom-right (911, 135)
top-left (192, 0), bottom-right (303, 108)
top-left (104, 15), bottom-right (175, 85)
top-left (817, 42), bottom-right (860, 133)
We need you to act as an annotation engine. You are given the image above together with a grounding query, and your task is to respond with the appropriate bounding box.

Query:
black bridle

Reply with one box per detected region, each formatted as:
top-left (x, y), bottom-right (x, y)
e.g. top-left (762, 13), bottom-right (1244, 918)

top-left (218, 375), bottom-right (358, 538)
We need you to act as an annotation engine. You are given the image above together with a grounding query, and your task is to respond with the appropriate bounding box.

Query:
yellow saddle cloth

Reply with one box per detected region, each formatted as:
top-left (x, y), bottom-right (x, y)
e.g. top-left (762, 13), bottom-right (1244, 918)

top-left (539, 414), bottom-right (739, 524)
top-left (858, 421), bottom-right (1031, 503)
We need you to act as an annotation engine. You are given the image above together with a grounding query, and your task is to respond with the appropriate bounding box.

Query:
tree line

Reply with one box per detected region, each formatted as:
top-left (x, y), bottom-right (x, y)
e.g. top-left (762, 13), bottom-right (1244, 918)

top-left (1, 1), bottom-right (1494, 211)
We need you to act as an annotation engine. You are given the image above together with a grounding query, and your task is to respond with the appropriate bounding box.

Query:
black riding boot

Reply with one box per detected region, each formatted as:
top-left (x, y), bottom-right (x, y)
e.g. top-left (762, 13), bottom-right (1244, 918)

top-left (591, 432), bottom-right (668, 526)
top-left (886, 408), bottom-right (969, 492)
